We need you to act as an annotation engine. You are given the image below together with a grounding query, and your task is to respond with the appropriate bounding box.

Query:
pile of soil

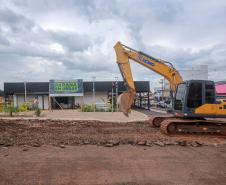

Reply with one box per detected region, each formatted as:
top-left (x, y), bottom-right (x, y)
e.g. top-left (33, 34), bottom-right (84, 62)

top-left (0, 119), bottom-right (226, 147)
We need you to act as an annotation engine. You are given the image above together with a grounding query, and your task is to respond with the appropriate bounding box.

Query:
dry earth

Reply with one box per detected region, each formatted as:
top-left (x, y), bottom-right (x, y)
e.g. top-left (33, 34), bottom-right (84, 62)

top-left (0, 111), bottom-right (226, 185)
top-left (0, 145), bottom-right (226, 185)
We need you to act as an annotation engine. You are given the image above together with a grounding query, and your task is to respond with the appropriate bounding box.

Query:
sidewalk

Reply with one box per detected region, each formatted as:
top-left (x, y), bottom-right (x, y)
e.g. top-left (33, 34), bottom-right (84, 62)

top-left (0, 109), bottom-right (149, 122)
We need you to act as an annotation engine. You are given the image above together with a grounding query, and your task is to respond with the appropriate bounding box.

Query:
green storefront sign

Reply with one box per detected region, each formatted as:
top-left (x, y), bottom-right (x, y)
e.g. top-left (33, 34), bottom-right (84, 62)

top-left (54, 82), bottom-right (79, 93)
top-left (49, 79), bottom-right (83, 96)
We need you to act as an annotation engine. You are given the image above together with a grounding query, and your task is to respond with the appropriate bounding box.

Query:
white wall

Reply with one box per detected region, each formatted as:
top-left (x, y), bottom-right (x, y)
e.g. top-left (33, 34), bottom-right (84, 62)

top-left (44, 95), bottom-right (49, 109)
top-left (74, 96), bottom-right (84, 105)
top-left (13, 95), bottom-right (17, 107)
top-left (83, 92), bottom-right (108, 104)
top-left (15, 95), bottom-right (25, 107)
top-left (14, 94), bottom-right (49, 110)
top-left (37, 96), bottom-right (43, 109)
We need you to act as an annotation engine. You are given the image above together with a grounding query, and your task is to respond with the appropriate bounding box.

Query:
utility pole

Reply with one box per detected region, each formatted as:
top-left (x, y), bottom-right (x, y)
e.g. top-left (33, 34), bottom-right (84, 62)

top-left (115, 76), bottom-right (118, 112)
top-left (92, 76), bottom-right (96, 112)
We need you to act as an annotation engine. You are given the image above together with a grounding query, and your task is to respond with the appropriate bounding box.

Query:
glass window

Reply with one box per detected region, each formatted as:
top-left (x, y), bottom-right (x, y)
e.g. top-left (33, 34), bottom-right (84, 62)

top-left (174, 83), bottom-right (186, 110)
top-left (205, 83), bottom-right (215, 103)
top-left (187, 82), bottom-right (202, 108)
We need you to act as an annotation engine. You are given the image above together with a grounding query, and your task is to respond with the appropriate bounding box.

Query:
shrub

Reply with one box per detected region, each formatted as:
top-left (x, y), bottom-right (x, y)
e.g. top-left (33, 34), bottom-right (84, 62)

top-left (81, 104), bottom-right (95, 112)
top-left (0, 103), bottom-right (3, 112)
top-left (18, 102), bottom-right (29, 112)
top-left (34, 108), bottom-right (41, 117)
top-left (81, 103), bottom-right (120, 112)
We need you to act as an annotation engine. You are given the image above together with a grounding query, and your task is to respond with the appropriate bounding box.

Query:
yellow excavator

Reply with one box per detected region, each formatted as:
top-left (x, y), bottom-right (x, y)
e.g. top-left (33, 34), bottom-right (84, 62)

top-left (114, 41), bottom-right (226, 135)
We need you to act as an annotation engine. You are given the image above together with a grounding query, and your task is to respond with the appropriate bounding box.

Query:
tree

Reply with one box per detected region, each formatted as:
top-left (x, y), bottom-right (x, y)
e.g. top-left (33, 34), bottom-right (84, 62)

top-left (3, 102), bottom-right (18, 117)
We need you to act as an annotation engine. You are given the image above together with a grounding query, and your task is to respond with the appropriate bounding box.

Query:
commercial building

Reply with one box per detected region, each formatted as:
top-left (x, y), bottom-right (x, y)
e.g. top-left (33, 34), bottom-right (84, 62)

top-left (216, 81), bottom-right (226, 99)
top-left (4, 80), bottom-right (150, 110)
top-left (180, 65), bottom-right (208, 81)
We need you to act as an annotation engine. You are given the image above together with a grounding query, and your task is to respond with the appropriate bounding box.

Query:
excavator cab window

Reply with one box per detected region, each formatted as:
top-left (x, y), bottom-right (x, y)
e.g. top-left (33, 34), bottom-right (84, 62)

top-left (187, 82), bottom-right (203, 108)
top-left (174, 83), bottom-right (186, 110)
top-left (205, 83), bottom-right (215, 104)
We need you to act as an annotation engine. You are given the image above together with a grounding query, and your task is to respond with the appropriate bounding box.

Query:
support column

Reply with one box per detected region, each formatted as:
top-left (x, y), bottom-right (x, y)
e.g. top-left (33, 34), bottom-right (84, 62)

top-left (139, 92), bottom-right (142, 108)
top-left (49, 96), bottom-right (52, 111)
top-left (147, 92), bottom-right (150, 110)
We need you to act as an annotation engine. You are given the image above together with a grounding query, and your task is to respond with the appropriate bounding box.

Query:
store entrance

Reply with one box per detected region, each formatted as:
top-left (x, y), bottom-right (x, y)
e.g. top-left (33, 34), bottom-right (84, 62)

top-left (52, 96), bottom-right (74, 109)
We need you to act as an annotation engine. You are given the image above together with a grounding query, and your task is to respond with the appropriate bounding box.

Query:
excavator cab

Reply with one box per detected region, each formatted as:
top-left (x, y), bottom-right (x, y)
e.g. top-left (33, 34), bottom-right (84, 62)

top-left (174, 80), bottom-right (216, 117)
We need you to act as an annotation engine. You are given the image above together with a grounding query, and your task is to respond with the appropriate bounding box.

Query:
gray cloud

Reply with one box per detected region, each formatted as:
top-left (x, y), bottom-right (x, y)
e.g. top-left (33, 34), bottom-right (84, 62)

top-left (0, 8), bottom-right (34, 33)
top-left (0, 35), bottom-right (10, 46)
top-left (50, 31), bottom-right (91, 52)
top-left (0, 0), bottom-right (226, 90)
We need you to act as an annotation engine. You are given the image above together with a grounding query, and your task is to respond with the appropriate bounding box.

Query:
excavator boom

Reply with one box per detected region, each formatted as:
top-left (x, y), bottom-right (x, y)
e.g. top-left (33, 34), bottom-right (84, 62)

top-left (114, 42), bottom-right (183, 115)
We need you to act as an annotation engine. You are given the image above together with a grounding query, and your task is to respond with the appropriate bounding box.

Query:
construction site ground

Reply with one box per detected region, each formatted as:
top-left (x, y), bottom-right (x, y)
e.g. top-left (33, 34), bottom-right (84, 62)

top-left (0, 110), bottom-right (226, 185)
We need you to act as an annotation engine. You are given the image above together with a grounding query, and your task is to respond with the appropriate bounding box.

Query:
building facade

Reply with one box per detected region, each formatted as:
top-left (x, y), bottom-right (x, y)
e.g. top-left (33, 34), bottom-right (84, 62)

top-left (216, 81), bottom-right (226, 99)
top-left (4, 81), bottom-right (150, 110)
top-left (180, 65), bottom-right (208, 81)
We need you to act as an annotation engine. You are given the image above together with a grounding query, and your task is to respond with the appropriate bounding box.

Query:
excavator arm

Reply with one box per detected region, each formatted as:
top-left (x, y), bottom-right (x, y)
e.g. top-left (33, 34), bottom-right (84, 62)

top-left (114, 41), bottom-right (183, 116)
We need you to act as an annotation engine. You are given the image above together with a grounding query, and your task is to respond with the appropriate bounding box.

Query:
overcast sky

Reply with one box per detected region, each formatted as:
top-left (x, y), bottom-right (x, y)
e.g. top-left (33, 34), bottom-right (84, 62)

top-left (0, 0), bottom-right (226, 89)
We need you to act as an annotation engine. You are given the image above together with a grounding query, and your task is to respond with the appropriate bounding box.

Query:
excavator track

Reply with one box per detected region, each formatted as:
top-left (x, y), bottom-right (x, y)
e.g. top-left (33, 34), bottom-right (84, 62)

top-left (160, 118), bottom-right (226, 135)
top-left (149, 116), bottom-right (175, 127)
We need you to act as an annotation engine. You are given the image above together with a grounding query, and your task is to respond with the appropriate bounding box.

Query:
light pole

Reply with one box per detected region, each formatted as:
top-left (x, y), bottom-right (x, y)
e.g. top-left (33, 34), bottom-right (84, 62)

top-left (111, 82), bottom-right (114, 113)
top-left (92, 76), bottom-right (96, 112)
top-left (159, 79), bottom-right (164, 100)
top-left (115, 76), bottom-right (118, 112)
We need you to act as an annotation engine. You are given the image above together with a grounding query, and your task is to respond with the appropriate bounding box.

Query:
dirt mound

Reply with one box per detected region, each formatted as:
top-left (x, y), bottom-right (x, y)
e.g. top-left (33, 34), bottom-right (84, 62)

top-left (0, 119), bottom-right (226, 147)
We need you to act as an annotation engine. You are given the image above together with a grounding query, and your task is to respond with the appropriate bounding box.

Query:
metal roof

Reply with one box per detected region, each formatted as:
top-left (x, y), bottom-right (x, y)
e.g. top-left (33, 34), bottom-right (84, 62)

top-left (4, 81), bottom-right (149, 95)
top-left (215, 81), bottom-right (226, 85)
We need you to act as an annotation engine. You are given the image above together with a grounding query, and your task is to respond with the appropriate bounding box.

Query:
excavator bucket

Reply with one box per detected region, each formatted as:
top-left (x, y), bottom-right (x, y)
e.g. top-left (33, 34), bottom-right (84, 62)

top-left (117, 90), bottom-right (136, 117)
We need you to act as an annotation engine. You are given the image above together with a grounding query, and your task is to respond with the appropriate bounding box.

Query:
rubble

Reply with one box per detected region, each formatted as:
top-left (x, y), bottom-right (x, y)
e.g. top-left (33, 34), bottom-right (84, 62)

top-left (190, 141), bottom-right (203, 147)
top-left (145, 141), bottom-right (153, 147)
top-left (154, 141), bottom-right (165, 147)
top-left (178, 140), bottom-right (187, 147)
top-left (32, 143), bottom-right (41, 147)
top-left (128, 140), bottom-right (135, 145)
top-left (105, 143), bottom-right (114, 147)
top-left (137, 141), bottom-right (147, 145)
top-left (22, 147), bottom-right (29, 151)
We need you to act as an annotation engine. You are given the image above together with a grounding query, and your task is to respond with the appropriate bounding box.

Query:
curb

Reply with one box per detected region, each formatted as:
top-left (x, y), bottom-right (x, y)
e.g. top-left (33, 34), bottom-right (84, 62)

top-left (149, 108), bottom-right (167, 114)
